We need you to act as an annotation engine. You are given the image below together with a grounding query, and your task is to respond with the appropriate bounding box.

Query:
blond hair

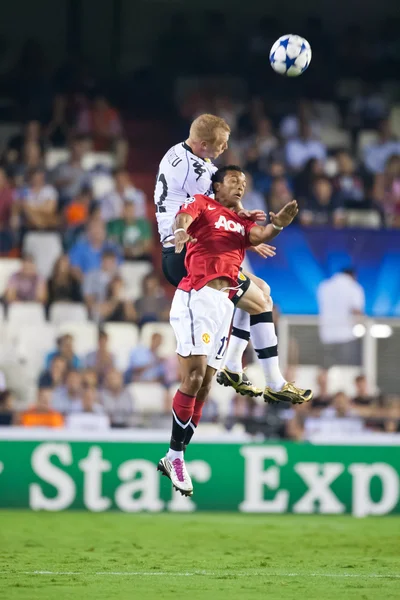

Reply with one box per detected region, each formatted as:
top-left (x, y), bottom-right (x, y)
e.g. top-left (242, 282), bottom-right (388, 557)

top-left (189, 114), bottom-right (230, 144)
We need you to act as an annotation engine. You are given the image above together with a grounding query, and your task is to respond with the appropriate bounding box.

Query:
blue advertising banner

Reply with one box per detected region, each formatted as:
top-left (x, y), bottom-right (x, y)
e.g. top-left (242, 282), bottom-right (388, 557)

top-left (248, 227), bottom-right (400, 316)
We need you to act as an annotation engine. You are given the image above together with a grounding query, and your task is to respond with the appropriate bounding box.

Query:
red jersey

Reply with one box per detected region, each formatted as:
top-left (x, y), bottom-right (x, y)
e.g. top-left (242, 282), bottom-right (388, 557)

top-left (177, 194), bottom-right (256, 292)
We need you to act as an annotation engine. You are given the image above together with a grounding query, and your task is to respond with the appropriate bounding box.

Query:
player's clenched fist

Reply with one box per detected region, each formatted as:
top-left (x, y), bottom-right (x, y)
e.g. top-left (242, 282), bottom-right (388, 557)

top-left (269, 200), bottom-right (298, 229)
top-left (174, 230), bottom-right (197, 253)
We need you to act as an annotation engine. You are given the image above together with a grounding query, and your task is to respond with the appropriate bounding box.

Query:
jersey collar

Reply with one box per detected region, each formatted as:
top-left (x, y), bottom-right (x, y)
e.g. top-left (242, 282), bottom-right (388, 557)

top-left (182, 142), bottom-right (211, 163)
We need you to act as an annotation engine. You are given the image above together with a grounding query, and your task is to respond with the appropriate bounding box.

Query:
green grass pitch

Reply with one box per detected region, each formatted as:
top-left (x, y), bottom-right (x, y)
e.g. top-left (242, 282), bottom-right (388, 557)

top-left (0, 511), bottom-right (399, 600)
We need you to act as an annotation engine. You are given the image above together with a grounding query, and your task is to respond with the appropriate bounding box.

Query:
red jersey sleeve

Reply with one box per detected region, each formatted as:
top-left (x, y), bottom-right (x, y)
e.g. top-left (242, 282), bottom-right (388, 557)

top-left (176, 194), bottom-right (206, 221)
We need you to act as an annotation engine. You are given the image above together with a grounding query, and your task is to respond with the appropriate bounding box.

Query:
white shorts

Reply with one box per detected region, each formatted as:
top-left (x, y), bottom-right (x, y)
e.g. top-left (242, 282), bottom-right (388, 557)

top-left (170, 286), bottom-right (234, 370)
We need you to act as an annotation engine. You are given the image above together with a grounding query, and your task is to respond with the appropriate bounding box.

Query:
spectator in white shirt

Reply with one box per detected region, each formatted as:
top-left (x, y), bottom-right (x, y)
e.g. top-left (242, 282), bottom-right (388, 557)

top-left (363, 119), bottom-right (400, 174)
top-left (286, 121), bottom-right (327, 172)
top-left (16, 168), bottom-right (59, 230)
top-left (65, 380), bottom-right (109, 430)
top-left (317, 268), bottom-right (365, 368)
top-left (53, 369), bottom-right (83, 414)
top-left (100, 169), bottom-right (146, 222)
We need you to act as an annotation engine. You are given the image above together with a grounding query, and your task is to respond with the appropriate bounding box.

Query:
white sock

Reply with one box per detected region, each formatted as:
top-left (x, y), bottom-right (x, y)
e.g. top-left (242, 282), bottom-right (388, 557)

top-left (167, 449), bottom-right (184, 461)
top-left (250, 312), bottom-right (286, 391)
top-left (224, 308), bottom-right (250, 373)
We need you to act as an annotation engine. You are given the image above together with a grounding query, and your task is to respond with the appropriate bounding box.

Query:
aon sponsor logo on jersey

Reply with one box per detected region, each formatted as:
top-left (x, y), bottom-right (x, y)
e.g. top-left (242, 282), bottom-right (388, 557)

top-left (214, 215), bottom-right (245, 236)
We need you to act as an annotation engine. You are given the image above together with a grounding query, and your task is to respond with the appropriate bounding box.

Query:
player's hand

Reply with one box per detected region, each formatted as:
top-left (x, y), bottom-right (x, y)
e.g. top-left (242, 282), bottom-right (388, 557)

top-left (269, 200), bottom-right (298, 229)
top-left (248, 244), bottom-right (276, 259)
top-left (237, 208), bottom-right (267, 222)
top-left (174, 230), bottom-right (197, 253)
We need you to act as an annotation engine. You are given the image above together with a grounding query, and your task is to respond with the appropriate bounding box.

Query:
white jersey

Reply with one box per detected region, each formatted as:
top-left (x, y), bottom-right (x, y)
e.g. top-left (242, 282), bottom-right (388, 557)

top-left (154, 142), bottom-right (217, 244)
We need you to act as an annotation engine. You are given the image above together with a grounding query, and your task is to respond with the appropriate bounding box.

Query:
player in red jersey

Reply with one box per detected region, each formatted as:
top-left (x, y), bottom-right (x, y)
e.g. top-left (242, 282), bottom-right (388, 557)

top-left (158, 166), bottom-right (310, 496)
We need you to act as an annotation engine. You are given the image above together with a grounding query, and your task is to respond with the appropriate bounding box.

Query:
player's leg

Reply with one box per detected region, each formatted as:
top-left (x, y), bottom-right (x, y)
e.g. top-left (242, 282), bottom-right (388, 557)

top-left (184, 365), bottom-right (216, 449)
top-left (220, 273), bottom-right (312, 404)
top-left (161, 246), bottom-right (187, 287)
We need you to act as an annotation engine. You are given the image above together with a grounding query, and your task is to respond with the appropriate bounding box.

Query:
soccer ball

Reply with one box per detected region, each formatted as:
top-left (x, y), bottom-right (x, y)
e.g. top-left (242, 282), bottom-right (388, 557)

top-left (269, 34), bottom-right (312, 77)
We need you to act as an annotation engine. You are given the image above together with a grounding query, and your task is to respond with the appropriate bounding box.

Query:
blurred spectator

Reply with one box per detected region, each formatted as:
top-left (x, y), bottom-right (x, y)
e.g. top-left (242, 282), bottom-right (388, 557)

top-left (311, 370), bottom-right (332, 412)
top-left (333, 150), bottom-right (366, 208)
top-left (85, 329), bottom-right (115, 384)
top-left (83, 249), bottom-right (119, 317)
top-left (5, 254), bottom-right (47, 304)
top-left (285, 121), bottom-right (327, 171)
top-left (304, 391), bottom-right (365, 438)
top-left (15, 168), bottom-right (59, 231)
top-left (300, 176), bottom-right (344, 227)
top-left (134, 272), bottom-right (169, 326)
top-left (253, 117), bottom-right (278, 160)
top-left (52, 136), bottom-right (90, 204)
top-left (47, 255), bottom-right (82, 305)
top-left (20, 386), bottom-right (64, 428)
top-left (13, 141), bottom-right (44, 187)
top-left (68, 218), bottom-right (121, 280)
top-left (0, 167), bottom-right (16, 253)
top-left (352, 374), bottom-right (376, 416)
top-left (63, 186), bottom-right (94, 247)
top-left (0, 390), bottom-right (16, 426)
top-left (38, 355), bottom-right (67, 388)
top-left (317, 268), bottom-right (365, 368)
top-left (373, 154), bottom-right (400, 226)
top-left (45, 333), bottom-right (82, 370)
top-left (293, 158), bottom-right (324, 202)
top-left (100, 368), bottom-right (133, 427)
top-left (82, 368), bottom-right (98, 389)
top-left (107, 200), bottom-right (153, 260)
top-left (76, 93), bottom-right (128, 167)
top-left (7, 120), bottom-right (45, 156)
top-left (267, 176), bottom-right (294, 215)
top-left (65, 380), bottom-right (109, 430)
top-left (363, 119), bottom-right (400, 174)
top-left (52, 369), bottom-right (82, 414)
top-left (100, 169), bottom-right (146, 222)
top-left (126, 332), bottom-right (166, 383)
top-left (240, 172), bottom-right (267, 215)
top-left (95, 275), bottom-right (136, 323)
top-left (237, 96), bottom-right (266, 139)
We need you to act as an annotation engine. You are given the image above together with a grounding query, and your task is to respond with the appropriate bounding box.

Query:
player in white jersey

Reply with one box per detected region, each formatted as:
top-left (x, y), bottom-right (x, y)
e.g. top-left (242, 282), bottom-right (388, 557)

top-left (154, 114), bottom-right (311, 405)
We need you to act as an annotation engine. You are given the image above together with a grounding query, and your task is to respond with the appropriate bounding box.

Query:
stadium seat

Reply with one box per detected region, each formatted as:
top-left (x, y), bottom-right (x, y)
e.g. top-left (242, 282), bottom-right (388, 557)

top-left (120, 261), bottom-right (153, 300)
top-left (82, 152), bottom-right (115, 171)
top-left (0, 258), bottom-right (22, 297)
top-left (293, 365), bottom-right (320, 392)
top-left (327, 366), bottom-right (361, 396)
top-left (103, 322), bottom-right (139, 370)
top-left (45, 148), bottom-right (70, 170)
top-left (7, 302), bottom-right (46, 326)
top-left (23, 232), bottom-right (63, 279)
top-left (57, 321), bottom-right (98, 356)
top-left (49, 302), bottom-right (88, 325)
top-left (319, 127), bottom-right (351, 150)
top-left (91, 173), bottom-right (115, 199)
top-left (128, 382), bottom-right (166, 414)
top-left (139, 322), bottom-right (176, 358)
top-left (356, 130), bottom-right (379, 158)
top-left (345, 210), bottom-right (381, 229)
top-left (12, 323), bottom-right (57, 378)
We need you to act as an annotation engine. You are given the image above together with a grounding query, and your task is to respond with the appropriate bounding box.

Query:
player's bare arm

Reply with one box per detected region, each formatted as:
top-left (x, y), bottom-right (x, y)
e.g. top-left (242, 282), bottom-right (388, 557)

top-left (249, 200), bottom-right (299, 246)
top-left (172, 212), bottom-right (197, 253)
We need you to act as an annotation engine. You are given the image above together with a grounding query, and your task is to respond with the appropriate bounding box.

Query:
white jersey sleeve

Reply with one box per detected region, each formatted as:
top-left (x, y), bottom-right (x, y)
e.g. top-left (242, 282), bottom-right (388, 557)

top-left (154, 142), bottom-right (217, 243)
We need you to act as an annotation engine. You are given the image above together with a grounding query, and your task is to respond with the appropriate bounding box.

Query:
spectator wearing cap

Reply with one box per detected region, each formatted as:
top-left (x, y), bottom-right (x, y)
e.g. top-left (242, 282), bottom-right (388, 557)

top-left (5, 254), bottom-right (47, 304)
top-left (45, 334), bottom-right (82, 370)
top-left (317, 268), bottom-right (365, 368)
top-left (85, 329), bottom-right (115, 385)
top-left (107, 200), bottom-right (153, 260)
top-left (15, 168), bottom-right (59, 231)
top-left (20, 386), bottom-right (64, 428)
top-left (100, 168), bottom-right (146, 222)
top-left (68, 217), bottom-right (122, 280)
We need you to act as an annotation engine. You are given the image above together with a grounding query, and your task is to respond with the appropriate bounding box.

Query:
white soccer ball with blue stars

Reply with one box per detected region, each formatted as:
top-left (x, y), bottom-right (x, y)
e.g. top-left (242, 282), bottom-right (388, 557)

top-left (269, 34), bottom-right (312, 77)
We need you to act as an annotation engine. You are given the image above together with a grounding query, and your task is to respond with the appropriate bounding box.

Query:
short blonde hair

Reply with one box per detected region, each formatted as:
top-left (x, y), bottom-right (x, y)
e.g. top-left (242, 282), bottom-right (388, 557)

top-left (189, 114), bottom-right (230, 144)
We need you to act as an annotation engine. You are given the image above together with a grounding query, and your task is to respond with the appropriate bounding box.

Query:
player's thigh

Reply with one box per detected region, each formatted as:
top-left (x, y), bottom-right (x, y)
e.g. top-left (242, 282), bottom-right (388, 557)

top-left (208, 295), bottom-right (234, 370)
top-left (162, 247), bottom-right (187, 287)
top-left (177, 354), bottom-right (208, 387)
top-left (241, 269), bottom-right (271, 298)
top-left (236, 279), bottom-right (271, 314)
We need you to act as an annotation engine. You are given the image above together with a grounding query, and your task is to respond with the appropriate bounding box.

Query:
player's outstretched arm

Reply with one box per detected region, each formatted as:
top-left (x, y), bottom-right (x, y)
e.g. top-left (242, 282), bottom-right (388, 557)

top-left (249, 200), bottom-right (298, 246)
top-left (173, 213), bottom-right (197, 253)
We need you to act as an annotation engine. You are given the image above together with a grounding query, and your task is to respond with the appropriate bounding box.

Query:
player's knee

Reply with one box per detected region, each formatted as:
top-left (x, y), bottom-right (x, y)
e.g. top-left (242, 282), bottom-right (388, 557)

top-left (182, 367), bottom-right (205, 395)
top-left (197, 381), bottom-right (212, 402)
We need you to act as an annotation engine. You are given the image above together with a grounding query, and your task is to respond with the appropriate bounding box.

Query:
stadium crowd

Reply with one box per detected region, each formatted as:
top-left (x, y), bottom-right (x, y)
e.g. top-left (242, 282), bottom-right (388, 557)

top-left (0, 24), bottom-right (399, 438)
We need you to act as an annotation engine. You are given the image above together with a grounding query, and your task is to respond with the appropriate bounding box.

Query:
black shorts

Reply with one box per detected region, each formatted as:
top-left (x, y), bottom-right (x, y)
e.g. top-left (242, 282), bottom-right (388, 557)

top-left (161, 246), bottom-right (251, 306)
